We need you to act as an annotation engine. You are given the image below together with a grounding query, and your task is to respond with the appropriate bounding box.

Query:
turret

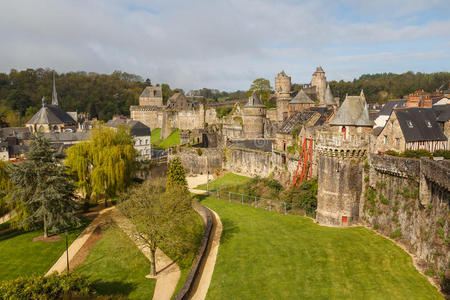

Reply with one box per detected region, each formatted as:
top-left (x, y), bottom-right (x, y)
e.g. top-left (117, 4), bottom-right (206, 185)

top-left (311, 66), bottom-right (327, 104)
top-left (243, 92), bottom-right (266, 138)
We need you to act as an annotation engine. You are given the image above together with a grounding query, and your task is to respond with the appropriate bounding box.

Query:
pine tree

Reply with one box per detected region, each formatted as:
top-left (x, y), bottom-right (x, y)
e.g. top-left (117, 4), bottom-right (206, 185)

top-left (9, 134), bottom-right (80, 238)
top-left (166, 157), bottom-right (187, 192)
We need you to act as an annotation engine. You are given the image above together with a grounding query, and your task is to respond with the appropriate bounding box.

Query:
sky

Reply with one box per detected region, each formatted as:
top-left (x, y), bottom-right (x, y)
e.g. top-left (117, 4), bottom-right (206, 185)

top-left (0, 0), bottom-right (449, 91)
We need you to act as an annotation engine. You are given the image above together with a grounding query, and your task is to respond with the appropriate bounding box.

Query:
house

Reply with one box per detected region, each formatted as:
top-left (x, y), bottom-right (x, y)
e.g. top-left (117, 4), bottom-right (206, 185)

top-left (328, 90), bottom-right (374, 138)
top-left (374, 107), bottom-right (447, 153)
top-left (105, 118), bottom-right (152, 160)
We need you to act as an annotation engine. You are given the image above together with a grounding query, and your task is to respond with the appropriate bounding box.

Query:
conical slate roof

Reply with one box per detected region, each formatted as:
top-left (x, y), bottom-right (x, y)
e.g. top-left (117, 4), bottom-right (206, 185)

top-left (315, 66), bottom-right (324, 73)
top-left (329, 90), bottom-right (374, 127)
top-left (245, 91), bottom-right (265, 107)
top-left (51, 72), bottom-right (58, 106)
top-left (324, 84), bottom-right (337, 106)
top-left (289, 89), bottom-right (315, 104)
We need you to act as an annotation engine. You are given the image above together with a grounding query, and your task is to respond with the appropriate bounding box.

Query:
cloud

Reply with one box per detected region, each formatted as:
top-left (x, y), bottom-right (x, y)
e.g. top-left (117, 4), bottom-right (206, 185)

top-left (0, 0), bottom-right (449, 91)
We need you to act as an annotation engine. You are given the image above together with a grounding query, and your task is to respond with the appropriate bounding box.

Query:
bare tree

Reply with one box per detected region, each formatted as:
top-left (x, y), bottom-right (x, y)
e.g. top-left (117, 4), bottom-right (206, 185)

top-left (119, 179), bottom-right (195, 276)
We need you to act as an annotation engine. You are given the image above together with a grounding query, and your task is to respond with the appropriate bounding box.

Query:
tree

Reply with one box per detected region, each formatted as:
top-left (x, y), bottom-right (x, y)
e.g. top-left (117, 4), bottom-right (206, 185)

top-left (248, 78), bottom-right (272, 107)
top-left (166, 157), bottom-right (187, 192)
top-left (119, 179), bottom-right (195, 276)
top-left (0, 161), bottom-right (13, 216)
top-left (65, 125), bottom-right (137, 208)
top-left (8, 134), bottom-right (80, 237)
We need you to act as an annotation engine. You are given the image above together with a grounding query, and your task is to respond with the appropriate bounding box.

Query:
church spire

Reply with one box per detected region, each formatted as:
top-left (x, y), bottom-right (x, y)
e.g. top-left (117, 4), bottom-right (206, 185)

top-left (52, 71), bottom-right (58, 106)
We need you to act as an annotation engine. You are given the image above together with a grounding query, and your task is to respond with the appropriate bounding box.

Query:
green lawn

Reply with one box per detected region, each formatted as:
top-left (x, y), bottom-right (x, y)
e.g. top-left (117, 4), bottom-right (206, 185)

top-left (0, 220), bottom-right (89, 282)
top-left (202, 197), bottom-right (442, 300)
top-left (151, 128), bottom-right (181, 149)
top-left (76, 225), bottom-right (156, 299)
top-left (196, 173), bottom-right (252, 190)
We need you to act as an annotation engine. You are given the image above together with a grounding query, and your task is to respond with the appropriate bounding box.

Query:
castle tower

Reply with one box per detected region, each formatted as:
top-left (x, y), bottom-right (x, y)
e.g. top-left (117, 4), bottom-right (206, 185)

top-left (275, 71), bottom-right (291, 121)
top-left (275, 71), bottom-right (291, 98)
top-left (311, 66), bottom-right (327, 105)
top-left (139, 84), bottom-right (163, 107)
top-left (315, 132), bottom-right (368, 226)
top-left (243, 92), bottom-right (266, 138)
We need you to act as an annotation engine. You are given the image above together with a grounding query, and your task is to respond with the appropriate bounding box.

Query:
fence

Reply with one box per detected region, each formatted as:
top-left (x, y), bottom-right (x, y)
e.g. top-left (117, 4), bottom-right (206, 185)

top-left (209, 189), bottom-right (287, 214)
top-left (207, 188), bottom-right (317, 218)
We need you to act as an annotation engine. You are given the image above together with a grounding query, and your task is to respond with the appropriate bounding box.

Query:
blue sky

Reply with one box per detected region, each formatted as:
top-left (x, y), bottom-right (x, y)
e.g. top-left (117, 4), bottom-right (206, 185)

top-left (0, 0), bottom-right (449, 91)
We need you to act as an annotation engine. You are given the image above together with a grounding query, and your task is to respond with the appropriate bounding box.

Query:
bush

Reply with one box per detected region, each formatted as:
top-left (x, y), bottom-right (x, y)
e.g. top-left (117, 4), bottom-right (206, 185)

top-left (0, 273), bottom-right (94, 299)
top-left (197, 148), bottom-right (203, 156)
top-left (385, 150), bottom-right (399, 156)
top-left (400, 149), bottom-right (432, 158)
top-left (280, 179), bottom-right (318, 216)
top-left (433, 149), bottom-right (450, 159)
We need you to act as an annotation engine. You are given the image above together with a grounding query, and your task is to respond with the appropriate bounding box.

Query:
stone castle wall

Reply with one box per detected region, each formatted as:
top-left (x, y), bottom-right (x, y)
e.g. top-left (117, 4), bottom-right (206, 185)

top-left (169, 147), bottom-right (223, 175)
top-left (361, 155), bottom-right (449, 280)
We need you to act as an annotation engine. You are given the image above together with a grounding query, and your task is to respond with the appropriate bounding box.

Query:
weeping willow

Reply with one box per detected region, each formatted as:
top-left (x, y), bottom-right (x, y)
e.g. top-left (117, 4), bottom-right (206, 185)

top-left (65, 125), bottom-right (137, 206)
top-left (0, 161), bottom-right (13, 216)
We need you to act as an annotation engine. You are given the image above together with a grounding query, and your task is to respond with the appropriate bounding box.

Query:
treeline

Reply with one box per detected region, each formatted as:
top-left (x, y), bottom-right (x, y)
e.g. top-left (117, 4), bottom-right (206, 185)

top-left (329, 71), bottom-right (450, 104)
top-left (0, 69), bottom-right (177, 126)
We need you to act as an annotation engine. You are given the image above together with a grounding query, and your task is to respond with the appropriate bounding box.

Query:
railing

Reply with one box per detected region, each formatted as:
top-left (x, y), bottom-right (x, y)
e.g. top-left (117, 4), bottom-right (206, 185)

top-left (207, 189), bottom-right (316, 218)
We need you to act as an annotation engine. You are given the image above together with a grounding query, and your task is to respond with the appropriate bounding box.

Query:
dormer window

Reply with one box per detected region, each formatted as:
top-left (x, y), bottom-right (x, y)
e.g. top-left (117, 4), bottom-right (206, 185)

top-left (407, 121), bottom-right (413, 128)
top-left (426, 121), bottom-right (432, 128)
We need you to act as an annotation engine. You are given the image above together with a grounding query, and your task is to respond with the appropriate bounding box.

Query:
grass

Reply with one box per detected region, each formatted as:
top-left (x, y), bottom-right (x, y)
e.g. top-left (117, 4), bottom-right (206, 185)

top-left (151, 128), bottom-right (181, 149)
top-left (76, 225), bottom-right (156, 299)
top-left (0, 219), bottom-right (89, 282)
top-left (202, 197), bottom-right (443, 300)
top-left (196, 173), bottom-right (252, 190)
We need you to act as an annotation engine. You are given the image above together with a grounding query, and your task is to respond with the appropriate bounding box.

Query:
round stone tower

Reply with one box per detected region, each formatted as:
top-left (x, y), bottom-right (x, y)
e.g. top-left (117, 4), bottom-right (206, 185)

top-left (315, 130), bottom-right (368, 226)
top-left (311, 66), bottom-right (327, 104)
top-left (243, 92), bottom-right (266, 139)
top-left (275, 71), bottom-right (291, 99)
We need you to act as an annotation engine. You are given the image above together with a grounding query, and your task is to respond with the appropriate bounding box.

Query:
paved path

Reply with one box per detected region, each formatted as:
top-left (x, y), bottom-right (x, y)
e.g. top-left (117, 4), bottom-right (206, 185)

top-left (187, 175), bottom-right (223, 300)
top-left (46, 207), bottom-right (114, 276)
top-left (110, 208), bottom-right (181, 300)
top-left (189, 207), bottom-right (222, 300)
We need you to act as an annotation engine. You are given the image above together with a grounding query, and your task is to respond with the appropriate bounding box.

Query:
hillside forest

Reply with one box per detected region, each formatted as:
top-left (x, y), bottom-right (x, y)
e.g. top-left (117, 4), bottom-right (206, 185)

top-left (0, 68), bottom-right (449, 127)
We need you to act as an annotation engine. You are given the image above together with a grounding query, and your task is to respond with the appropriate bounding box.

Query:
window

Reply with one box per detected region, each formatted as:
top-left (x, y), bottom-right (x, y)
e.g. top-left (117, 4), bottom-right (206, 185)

top-left (407, 121), bottom-right (413, 128)
top-left (341, 126), bottom-right (346, 140)
top-left (384, 135), bottom-right (388, 144)
top-left (426, 121), bottom-right (432, 128)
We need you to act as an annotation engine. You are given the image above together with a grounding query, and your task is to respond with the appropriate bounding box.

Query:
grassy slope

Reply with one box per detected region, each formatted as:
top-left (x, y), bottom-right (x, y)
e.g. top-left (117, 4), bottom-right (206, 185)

top-left (76, 225), bottom-right (156, 299)
top-left (196, 173), bottom-right (252, 190)
top-left (203, 197), bottom-right (442, 300)
top-left (0, 220), bottom-right (89, 282)
top-left (151, 128), bottom-right (180, 149)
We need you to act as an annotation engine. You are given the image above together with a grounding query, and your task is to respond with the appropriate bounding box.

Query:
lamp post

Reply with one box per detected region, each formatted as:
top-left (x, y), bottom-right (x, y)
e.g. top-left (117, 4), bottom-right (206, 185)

top-left (65, 230), bottom-right (69, 274)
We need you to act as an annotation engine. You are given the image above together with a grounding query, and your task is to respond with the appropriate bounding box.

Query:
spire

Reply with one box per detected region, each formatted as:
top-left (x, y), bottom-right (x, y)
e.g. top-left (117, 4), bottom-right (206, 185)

top-left (324, 84), bottom-right (336, 106)
top-left (52, 72), bottom-right (58, 106)
top-left (42, 96), bottom-right (46, 107)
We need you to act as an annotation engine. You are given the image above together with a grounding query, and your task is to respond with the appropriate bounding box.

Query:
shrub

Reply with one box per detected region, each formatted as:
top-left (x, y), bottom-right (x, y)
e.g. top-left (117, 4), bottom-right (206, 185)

top-left (363, 161), bottom-right (370, 170)
top-left (376, 181), bottom-right (387, 189)
top-left (287, 145), bottom-right (296, 154)
top-left (197, 148), bottom-right (203, 156)
top-left (433, 149), bottom-right (450, 159)
top-left (364, 176), bottom-right (369, 183)
top-left (0, 273), bottom-right (94, 299)
top-left (385, 150), bottom-right (399, 156)
top-left (400, 149), bottom-right (432, 158)
top-left (424, 269), bottom-right (435, 277)
top-left (365, 187), bottom-right (376, 206)
top-left (374, 223), bottom-right (379, 230)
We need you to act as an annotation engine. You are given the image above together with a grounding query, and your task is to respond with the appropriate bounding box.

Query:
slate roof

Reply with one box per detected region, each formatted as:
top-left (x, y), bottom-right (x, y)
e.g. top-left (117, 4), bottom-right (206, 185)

top-left (140, 86), bottom-right (162, 98)
top-left (309, 107), bottom-right (334, 126)
top-left (229, 139), bottom-right (273, 152)
top-left (43, 131), bottom-right (91, 142)
top-left (394, 108), bottom-right (447, 142)
top-left (324, 84), bottom-right (337, 106)
top-left (289, 89), bottom-right (315, 104)
top-left (0, 127), bottom-right (31, 139)
top-left (329, 92), bottom-right (374, 127)
top-left (314, 66), bottom-right (325, 73)
top-left (244, 92), bottom-right (265, 108)
top-left (431, 105), bottom-right (450, 122)
top-left (378, 100), bottom-right (406, 116)
top-left (278, 111), bottom-right (317, 134)
top-left (26, 104), bottom-right (76, 125)
top-left (106, 119), bottom-right (151, 137)
top-left (166, 93), bottom-right (195, 110)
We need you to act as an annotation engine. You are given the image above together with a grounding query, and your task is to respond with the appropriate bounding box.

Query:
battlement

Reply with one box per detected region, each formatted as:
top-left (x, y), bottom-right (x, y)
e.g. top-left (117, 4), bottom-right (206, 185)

top-left (130, 105), bottom-right (161, 112)
top-left (316, 130), bottom-right (369, 157)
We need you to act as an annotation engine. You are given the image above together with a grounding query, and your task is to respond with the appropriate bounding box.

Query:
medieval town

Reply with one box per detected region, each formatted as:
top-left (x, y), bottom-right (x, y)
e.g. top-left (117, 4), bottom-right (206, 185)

top-left (0, 1), bottom-right (449, 299)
